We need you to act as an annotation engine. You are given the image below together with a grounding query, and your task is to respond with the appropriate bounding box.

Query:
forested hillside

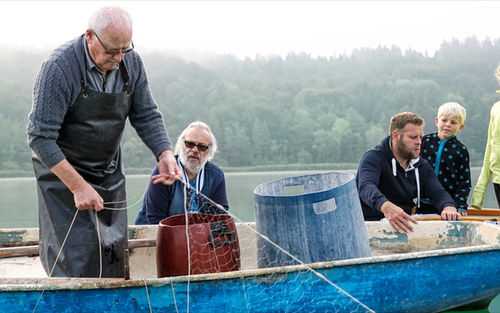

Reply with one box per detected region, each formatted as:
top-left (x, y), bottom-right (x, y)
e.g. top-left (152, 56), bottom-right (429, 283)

top-left (1, 36), bottom-right (499, 176)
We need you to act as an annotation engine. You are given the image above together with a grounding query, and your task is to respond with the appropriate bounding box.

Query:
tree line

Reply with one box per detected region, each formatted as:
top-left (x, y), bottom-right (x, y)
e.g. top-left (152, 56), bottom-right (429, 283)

top-left (0, 36), bottom-right (499, 176)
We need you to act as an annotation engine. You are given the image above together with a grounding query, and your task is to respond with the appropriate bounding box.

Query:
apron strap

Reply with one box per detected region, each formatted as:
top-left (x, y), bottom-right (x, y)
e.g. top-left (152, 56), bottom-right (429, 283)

top-left (119, 61), bottom-right (130, 94)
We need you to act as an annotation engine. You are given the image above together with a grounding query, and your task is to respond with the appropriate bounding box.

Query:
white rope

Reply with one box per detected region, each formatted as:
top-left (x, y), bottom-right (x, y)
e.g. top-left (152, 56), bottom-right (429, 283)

top-left (182, 180), bottom-right (191, 313)
top-left (95, 210), bottom-right (103, 279)
top-left (32, 208), bottom-right (80, 313)
top-left (32, 193), bottom-right (139, 313)
top-left (170, 279), bottom-right (180, 313)
top-left (143, 279), bottom-right (153, 313)
top-left (50, 209), bottom-right (80, 276)
top-left (102, 192), bottom-right (144, 210)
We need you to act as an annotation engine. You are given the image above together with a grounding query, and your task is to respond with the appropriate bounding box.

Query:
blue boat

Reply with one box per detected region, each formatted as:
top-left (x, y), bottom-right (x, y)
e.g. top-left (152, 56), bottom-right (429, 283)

top-left (0, 220), bottom-right (499, 313)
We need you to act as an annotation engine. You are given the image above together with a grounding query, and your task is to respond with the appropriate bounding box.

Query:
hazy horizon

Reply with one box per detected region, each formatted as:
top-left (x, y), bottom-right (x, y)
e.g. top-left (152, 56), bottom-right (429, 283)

top-left (3, 1), bottom-right (500, 60)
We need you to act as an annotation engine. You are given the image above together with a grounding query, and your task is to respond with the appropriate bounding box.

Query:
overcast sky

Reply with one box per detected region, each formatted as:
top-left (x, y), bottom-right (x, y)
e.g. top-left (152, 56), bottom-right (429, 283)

top-left (2, 1), bottom-right (500, 59)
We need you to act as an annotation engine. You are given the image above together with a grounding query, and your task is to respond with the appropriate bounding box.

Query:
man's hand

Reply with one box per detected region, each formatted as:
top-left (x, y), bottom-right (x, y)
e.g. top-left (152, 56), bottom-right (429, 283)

top-left (73, 181), bottom-right (104, 211)
top-left (152, 150), bottom-right (181, 185)
top-left (441, 206), bottom-right (461, 220)
top-left (50, 159), bottom-right (104, 211)
top-left (380, 201), bottom-right (418, 233)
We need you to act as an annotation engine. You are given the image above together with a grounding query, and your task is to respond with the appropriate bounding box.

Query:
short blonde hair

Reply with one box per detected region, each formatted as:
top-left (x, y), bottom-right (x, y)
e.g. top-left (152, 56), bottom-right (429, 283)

top-left (437, 102), bottom-right (466, 125)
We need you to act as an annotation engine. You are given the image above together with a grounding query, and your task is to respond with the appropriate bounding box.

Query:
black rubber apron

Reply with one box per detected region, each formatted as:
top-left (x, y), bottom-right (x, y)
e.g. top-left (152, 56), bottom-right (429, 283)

top-left (33, 62), bottom-right (131, 278)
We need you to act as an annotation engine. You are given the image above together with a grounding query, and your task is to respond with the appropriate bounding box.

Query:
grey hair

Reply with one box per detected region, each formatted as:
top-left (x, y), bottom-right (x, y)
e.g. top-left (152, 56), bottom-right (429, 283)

top-left (174, 121), bottom-right (218, 161)
top-left (88, 6), bottom-right (133, 35)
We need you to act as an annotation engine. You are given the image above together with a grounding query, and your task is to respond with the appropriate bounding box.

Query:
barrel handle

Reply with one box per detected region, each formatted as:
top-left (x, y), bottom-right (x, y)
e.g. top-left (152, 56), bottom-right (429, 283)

top-left (313, 197), bottom-right (337, 214)
top-left (282, 182), bottom-right (338, 214)
top-left (208, 221), bottom-right (235, 247)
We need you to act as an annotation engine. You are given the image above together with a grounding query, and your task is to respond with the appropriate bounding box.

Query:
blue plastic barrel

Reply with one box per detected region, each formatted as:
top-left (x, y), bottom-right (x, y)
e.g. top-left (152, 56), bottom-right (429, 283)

top-left (253, 171), bottom-right (371, 268)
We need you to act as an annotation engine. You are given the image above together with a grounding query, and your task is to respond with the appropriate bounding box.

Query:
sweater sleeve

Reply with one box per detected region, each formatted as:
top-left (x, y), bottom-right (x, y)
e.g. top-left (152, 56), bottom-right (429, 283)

top-left (27, 58), bottom-right (73, 168)
top-left (471, 108), bottom-right (495, 208)
top-left (126, 54), bottom-right (171, 159)
top-left (145, 166), bottom-right (172, 224)
top-left (357, 151), bottom-right (388, 212)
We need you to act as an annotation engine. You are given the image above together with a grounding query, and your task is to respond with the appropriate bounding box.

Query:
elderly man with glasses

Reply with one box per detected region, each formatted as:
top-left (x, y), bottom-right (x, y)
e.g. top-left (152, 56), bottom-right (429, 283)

top-left (135, 121), bottom-right (229, 225)
top-left (27, 6), bottom-right (180, 278)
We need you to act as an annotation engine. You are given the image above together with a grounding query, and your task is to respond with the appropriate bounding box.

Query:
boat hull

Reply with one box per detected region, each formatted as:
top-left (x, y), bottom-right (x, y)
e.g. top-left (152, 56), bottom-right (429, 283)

top-left (1, 221), bottom-right (499, 313)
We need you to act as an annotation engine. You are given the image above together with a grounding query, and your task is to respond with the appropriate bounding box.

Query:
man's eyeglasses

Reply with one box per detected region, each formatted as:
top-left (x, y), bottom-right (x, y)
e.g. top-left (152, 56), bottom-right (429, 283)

top-left (184, 140), bottom-right (210, 152)
top-left (93, 31), bottom-right (134, 56)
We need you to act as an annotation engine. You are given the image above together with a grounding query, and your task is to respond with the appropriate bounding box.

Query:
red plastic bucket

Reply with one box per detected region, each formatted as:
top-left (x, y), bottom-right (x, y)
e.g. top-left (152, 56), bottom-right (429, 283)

top-left (156, 213), bottom-right (241, 277)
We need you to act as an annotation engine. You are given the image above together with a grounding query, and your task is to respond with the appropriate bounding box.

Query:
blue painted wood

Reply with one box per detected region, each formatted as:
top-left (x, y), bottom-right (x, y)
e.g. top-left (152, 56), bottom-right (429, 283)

top-left (1, 246), bottom-right (499, 312)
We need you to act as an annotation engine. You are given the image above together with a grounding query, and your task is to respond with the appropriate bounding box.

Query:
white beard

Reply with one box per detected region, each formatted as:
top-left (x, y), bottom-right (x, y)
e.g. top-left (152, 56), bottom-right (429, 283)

top-left (179, 150), bottom-right (207, 175)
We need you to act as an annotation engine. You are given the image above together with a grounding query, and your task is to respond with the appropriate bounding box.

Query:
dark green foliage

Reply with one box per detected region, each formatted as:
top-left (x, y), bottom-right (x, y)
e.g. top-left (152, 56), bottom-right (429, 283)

top-left (2, 37), bottom-right (500, 175)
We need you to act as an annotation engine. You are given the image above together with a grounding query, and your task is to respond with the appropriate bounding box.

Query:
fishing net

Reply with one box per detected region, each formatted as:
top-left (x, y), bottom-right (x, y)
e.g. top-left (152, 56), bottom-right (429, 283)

top-left (145, 172), bottom-right (375, 313)
top-left (25, 172), bottom-right (377, 313)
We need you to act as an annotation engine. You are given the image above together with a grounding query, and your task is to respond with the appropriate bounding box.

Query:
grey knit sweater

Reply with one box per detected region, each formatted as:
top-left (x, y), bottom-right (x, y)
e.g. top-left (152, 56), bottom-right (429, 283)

top-left (27, 35), bottom-right (171, 169)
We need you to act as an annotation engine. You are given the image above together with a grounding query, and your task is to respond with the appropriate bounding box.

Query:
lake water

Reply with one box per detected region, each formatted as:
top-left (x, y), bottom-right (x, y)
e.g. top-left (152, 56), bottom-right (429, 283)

top-left (0, 168), bottom-right (497, 228)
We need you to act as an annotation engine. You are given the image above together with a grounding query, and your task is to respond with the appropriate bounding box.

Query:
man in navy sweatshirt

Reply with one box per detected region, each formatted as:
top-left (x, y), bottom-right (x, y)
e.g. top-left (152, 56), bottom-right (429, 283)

top-left (356, 112), bottom-right (461, 233)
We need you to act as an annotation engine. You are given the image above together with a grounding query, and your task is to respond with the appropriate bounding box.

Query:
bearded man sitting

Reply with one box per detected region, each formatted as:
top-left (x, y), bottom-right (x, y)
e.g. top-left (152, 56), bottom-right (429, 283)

top-left (135, 121), bottom-right (229, 224)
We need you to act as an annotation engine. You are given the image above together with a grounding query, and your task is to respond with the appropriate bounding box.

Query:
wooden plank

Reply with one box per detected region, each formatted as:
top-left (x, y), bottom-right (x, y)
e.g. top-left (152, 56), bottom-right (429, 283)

top-left (0, 241), bottom-right (39, 248)
top-left (0, 245), bottom-right (38, 258)
top-left (416, 216), bottom-right (499, 222)
top-left (127, 239), bottom-right (156, 249)
top-left (0, 239), bottom-right (157, 259)
top-left (467, 208), bottom-right (500, 216)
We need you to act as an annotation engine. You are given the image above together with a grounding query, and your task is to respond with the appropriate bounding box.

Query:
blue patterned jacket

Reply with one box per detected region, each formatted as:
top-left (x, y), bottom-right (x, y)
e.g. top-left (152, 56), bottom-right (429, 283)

top-left (421, 133), bottom-right (471, 211)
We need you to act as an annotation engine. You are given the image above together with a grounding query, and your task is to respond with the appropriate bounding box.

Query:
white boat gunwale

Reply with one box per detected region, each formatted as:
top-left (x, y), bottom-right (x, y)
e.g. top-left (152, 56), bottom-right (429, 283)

top-left (1, 220), bottom-right (499, 291)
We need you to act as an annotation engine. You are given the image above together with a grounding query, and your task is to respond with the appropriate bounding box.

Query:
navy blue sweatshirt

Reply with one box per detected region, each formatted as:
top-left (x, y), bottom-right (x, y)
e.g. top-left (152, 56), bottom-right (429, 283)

top-left (356, 136), bottom-right (456, 220)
